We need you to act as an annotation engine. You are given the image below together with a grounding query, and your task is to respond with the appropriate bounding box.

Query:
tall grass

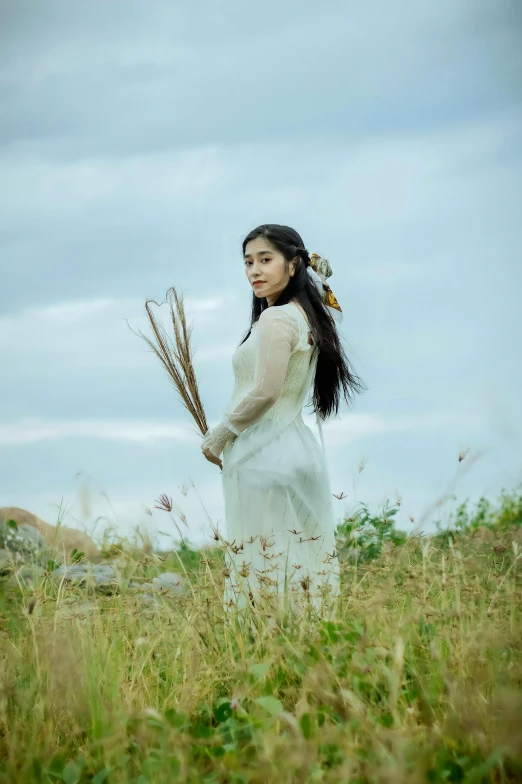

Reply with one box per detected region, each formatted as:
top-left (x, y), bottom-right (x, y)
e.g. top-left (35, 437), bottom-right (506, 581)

top-left (0, 488), bottom-right (521, 783)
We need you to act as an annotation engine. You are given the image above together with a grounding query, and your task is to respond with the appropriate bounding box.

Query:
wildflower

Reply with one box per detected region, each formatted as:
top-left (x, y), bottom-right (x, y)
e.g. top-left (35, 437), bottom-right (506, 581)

top-left (239, 562), bottom-right (251, 578)
top-left (300, 575), bottom-right (311, 593)
top-left (154, 494), bottom-right (173, 513)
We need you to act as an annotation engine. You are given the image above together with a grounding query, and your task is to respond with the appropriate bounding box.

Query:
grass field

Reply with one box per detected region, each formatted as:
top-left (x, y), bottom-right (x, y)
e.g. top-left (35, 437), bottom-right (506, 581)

top-left (1, 488), bottom-right (521, 783)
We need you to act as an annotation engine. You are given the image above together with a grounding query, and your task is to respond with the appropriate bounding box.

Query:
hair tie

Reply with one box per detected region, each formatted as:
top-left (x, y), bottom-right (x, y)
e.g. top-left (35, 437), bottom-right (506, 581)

top-left (306, 252), bottom-right (343, 324)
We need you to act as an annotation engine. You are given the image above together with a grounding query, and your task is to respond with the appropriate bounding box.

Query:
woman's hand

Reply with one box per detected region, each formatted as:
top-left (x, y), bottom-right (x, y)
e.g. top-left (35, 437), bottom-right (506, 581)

top-left (202, 446), bottom-right (223, 471)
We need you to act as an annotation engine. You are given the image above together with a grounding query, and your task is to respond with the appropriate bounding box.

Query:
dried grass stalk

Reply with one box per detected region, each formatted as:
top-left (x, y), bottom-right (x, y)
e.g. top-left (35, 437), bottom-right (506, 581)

top-left (127, 287), bottom-right (208, 438)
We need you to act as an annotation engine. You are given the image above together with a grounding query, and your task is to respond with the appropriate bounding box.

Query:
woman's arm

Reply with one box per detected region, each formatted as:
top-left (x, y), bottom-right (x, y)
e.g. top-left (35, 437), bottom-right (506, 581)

top-left (201, 308), bottom-right (299, 459)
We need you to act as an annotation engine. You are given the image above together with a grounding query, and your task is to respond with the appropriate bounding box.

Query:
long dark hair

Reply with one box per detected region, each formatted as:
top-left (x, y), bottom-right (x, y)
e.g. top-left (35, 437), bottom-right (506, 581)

top-left (239, 223), bottom-right (366, 419)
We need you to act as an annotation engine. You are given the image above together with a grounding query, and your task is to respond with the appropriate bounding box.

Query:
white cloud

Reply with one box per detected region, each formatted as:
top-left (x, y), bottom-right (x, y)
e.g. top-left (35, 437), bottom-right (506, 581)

top-left (0, 294), bottom-right (237, 370)
top-left (0, 409), bottom-right (473, 447)
top-left (352, 262), bottom-right (433, 285)
top-left (0, 418), bottom-right (200, 446)
top-left (19, 293), bottom-right (228, 323)
top-left (24, 298), bottom-right (121, 324)
top-left (304, 410), bottom-right (473, 447)
top-left (309, 113), bottom-right (522, 236)
top-left (0, 148), bottom-right (229, 221)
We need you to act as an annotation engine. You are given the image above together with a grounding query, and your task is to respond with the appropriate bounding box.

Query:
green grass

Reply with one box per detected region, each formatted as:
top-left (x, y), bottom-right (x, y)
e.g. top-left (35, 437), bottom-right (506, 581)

top-left (0, 489), bottom-right (521, 783)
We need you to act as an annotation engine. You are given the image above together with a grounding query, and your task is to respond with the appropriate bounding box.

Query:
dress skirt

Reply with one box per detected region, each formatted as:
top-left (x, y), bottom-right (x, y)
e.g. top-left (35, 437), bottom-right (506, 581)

top-left (220, 412), bottom-right (340, 616)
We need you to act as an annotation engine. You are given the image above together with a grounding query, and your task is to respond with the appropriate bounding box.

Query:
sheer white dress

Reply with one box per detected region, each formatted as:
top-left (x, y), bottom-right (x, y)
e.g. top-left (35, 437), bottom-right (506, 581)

top-left (201, 302), bottom-right (340, 615)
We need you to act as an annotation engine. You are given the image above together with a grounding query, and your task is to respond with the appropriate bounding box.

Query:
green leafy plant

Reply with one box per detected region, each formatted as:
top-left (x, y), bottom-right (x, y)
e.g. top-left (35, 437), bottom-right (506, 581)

top-left (335, 500), bottom-right (407, 562)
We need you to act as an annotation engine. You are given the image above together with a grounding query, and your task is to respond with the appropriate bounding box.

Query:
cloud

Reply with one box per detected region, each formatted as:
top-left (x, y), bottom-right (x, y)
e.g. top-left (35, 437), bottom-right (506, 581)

top-left (352, 262), bottom-right (433, 286)
top-left (305, 411), bottom-right (474, 447)
top-left (0, 418), bottom-right (200, 446)
top-left (21, 293), bottom-right (227, 322)
top-left (23, 298), bottom-right (119, 323)
top-left (0, 148), bottom-right (229, 226)
top-left (0, 294), bottom-right (237, 364)
top-left (0, 410), bottom-right (472, 448)
top-left (0, 0), bottom-right (520, 545)
top-left (0, 292), bottom-right (243, 423)
top-left (2, 0), bottom-right (519, 159)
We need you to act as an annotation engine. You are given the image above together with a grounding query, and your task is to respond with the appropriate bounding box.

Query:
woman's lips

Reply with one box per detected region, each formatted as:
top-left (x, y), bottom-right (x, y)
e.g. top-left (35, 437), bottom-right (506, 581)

top-left (253, 281), bottom-right (265, 286)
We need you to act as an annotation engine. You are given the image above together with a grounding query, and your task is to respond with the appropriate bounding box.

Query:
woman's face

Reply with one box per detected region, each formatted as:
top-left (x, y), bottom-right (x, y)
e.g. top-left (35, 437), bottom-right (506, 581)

top-left (243, 236), bottom-right (296, 305)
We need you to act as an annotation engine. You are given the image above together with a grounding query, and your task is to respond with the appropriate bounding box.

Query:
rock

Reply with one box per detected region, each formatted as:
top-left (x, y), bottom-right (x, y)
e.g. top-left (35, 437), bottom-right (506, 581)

top-left (17, 523), bottom-right (46, 549)
top-left (0, 521), bottom-right (44, 556)
top-left (0, 521), bottom-right (51, 584)
top-left (140, 571), bottom-right (186, 597)
top-left (0, 520), bottom-right (51, 583)
top-left (7, 563), bottom-right (46, 587)
top-left (0, 507), bottom-right (101, 561)
top-left (52, 562), bottom-right (117, 591)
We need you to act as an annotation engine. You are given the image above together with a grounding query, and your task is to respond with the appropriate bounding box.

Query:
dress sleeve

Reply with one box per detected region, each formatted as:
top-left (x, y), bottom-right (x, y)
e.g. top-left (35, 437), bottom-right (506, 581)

top-left (201, 308), bottom-right (299, 459)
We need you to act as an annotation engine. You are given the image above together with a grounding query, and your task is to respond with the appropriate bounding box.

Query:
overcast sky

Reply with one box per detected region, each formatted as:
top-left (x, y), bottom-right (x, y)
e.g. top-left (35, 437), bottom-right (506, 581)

top-left (1, 0), bottom-right (521, 548)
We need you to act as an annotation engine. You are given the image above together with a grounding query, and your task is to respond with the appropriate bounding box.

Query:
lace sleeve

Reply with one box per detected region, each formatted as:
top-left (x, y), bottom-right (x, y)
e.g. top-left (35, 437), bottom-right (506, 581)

top-left (201, 308), bottom-right (299, 459)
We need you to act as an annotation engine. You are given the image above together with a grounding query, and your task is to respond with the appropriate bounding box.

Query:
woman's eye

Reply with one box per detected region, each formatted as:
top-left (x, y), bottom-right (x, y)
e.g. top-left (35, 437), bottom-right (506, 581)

top-left (245, 258), bottom-right (270, 265)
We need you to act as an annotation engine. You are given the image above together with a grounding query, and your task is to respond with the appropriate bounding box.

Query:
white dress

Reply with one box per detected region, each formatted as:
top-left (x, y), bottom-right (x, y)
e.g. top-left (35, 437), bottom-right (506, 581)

top-left (201, 302), bottom-right (340, 615)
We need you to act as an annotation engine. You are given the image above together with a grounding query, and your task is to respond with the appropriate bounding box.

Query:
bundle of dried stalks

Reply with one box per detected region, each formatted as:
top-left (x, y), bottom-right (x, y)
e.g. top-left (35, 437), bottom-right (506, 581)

top-left (127, 287), bottom-right (208, 438)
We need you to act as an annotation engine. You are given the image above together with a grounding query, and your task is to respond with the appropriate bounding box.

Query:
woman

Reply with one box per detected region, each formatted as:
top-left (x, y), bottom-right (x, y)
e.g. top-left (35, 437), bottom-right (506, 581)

top-left (201, 224), bottom-right (365, 616)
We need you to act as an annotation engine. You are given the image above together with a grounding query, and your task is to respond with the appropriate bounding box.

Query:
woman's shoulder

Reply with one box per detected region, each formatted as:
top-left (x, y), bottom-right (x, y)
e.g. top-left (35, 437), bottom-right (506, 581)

top-left (259, 303), bottom-right (304, 325)
top-left (256, 306), bottom-right (310, 353)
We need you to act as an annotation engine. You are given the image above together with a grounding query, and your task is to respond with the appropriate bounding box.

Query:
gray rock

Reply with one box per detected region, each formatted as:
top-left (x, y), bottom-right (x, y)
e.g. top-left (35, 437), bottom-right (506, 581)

top-left (141, 571), bottom-right (186, 597)
top-left (52, 562), bottom-right (117, 589)
top-left (1, 521), bottom-right (45, 556)
top-left (17, 524), bottom-right (45, 549)
top-left (7, 563), bottom-right (46, 586)
top-left (0, 521), bottom-right (52, 585)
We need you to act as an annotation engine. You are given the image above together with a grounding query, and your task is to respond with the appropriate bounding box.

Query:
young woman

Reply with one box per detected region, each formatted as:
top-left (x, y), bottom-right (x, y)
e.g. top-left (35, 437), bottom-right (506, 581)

top-left (201, 224), bottom-right (365, 616)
